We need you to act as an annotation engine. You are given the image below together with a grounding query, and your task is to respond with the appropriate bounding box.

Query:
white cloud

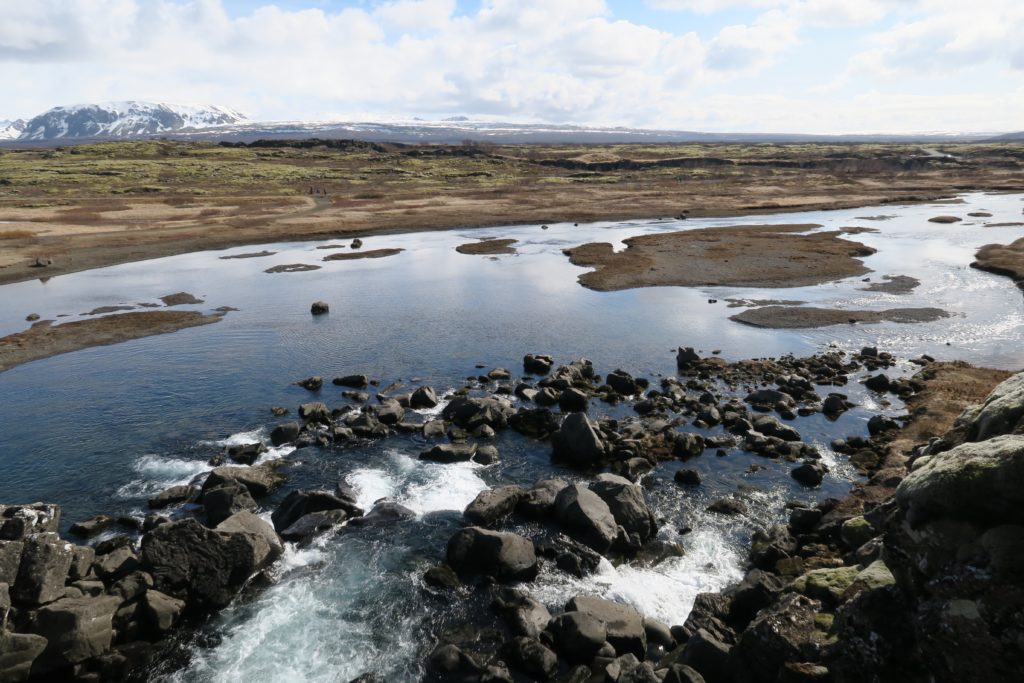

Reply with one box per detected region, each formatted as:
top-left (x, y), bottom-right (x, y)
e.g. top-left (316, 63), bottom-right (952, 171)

top-left (0, 0), bottom-right (1020, 133)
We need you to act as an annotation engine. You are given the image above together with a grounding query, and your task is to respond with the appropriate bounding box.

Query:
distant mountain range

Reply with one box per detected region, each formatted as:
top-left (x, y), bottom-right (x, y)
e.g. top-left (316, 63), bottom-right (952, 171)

top-left (7, 102), bottom-right (246, 141)
top-left (0, 100), bottom-right (1017, 145)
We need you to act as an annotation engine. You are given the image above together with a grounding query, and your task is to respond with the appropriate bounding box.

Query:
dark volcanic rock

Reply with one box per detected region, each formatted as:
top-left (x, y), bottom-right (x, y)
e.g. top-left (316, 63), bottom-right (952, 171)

top-left (419, 442), bottom-right (478, 463)
top-left (141, 513), bottom-right (282, 610)
top-left (271, 489), bottom-right (362, 533)
top-left (551, 412), bottom-right (606, 466)
top-left (464, 486), bottom-right (525, 527)
top-left (446, 527), bottom-right (538, 583)
top-left (554, 484), bottom-right (618, 553)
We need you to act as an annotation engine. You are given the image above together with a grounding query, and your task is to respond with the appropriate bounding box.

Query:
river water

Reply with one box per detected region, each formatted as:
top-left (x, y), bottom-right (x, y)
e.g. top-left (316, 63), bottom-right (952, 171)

top-left (0, 192), bottom-right (1022, 681)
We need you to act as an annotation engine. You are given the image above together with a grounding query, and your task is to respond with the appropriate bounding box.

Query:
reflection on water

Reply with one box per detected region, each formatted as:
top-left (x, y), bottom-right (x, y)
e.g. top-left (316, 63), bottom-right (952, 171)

top-left (1, 192), bottom-right (1023, 681)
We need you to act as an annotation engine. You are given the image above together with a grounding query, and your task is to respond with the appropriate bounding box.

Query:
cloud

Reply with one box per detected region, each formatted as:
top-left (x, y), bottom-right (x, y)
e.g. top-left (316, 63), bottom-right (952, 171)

top-left (0, 0), bottom-right (1021, 133)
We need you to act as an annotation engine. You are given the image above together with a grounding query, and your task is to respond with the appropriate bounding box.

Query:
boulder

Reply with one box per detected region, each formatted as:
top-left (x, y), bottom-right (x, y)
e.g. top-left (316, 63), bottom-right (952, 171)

top-left (607, 369), bottom-right (640, 395)
top-left (968, 372), bottom-right (1024, 440)
top-left (226, 442), bottom-right (266, 465)
top-left (410, 386), bottom-right (439, 409)
top-left (69, 515), bottom-right (115, 538)
top-left (141, 515), bottom-right (282, 610)
top-left (494, 590), bottom-right (552, 638)
top-left (791, 462), bottom-right (826, 487)
top-left (296, 376), bottom-right (323, 391)
top-left (673, 433), bottom-right (705, 459)
top-left (31, 594), bottom-right (121, 671)
top-left (147, 485), bottom-right (197, 510)
top-left (202, 482), bottom-right (257, 526)
top-left (517, 479), bottom-right (568, 518)
top-left (567, 594), bottom-right (648, 660)
top-left (374, 399), bottom-right (405, 425)
top-left (752, 416), bottom-right (800, 442)
top-left (270, 421), bottom-right (301, 446)
top-left (547, 610), bottom-right (607, 664)
top-left (589, 474), bottom-right (657, 545)
top-left (0, 503), bottom-right (60, 541)
top-left (524, 354), bottom-right (553, 375)
top-left (0, 632), bottom-right (47, 682)
top-left (509, 408), bottom-right (560, 439)
top-left (310, 301), bottom-right (329, 315)
top-left (502, 636), bottom-right (558, 680)
top-left (92, 546), bottom-right (139, 581)
top-left (272, 489), bottom-right (362, 533)
top-left (559, 388), bottom-right (590, 412)
top-left (473, 445), bottom-right (500, 465)
top-left (202, 463), bottom-right (285, 497)
top-left (446, 527), bottom-right (538, 582)
top-left (896, 434), bottom-right (1024, 525)
top-left (347, 501), bottom-right (416, 527)
top-left (464, 486), bottom-right (525, 527)
top-left (677, 347), bottom-right (701, 368)
top-left (728, 593), bottom-right (827, 683)
top-left (298, 402), bottom-right (331, 423)
top-left (279, 510), bottom-right (349, 541)
top-left (790, 566), bottom-right (859, 605)
top-left (677, 629), bottom-right (731, 683)
top-left (141, 590), bottom-right (185, 635)
top-left (675, 469), bottom-right (702, 486)
top-left (333, 374), bottom-right (369, 388)
top-left (67, 546), bottom-right (95, 582)
top-left (554, 484), bottom-right (618, 554)
top-left (419, 443), bottom-right (477, 463)
top-left (11, 533), bottom-right (73, 606)
top-left (551, 413), bottom-right (606, 467)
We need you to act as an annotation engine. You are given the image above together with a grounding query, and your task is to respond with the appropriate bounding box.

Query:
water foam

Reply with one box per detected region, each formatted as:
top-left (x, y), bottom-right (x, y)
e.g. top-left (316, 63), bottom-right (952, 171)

top-left (345, 450), bottom-right (487, 515)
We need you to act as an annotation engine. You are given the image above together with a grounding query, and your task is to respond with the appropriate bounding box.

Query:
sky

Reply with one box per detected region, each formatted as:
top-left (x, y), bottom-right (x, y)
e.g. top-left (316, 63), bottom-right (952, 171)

top-left (0, 0), bottom-right (1022, 134)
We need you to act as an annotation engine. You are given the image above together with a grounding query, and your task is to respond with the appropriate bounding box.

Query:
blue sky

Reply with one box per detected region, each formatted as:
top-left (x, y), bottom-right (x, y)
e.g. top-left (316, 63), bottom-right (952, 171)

top-left (1, 0), bottom-right (1021, 133)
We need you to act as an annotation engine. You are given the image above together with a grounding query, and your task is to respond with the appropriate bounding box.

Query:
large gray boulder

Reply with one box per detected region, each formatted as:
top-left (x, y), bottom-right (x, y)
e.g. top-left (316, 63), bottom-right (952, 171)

top-left (551, 413), bottom-right (606, 467)
top-left (141, 589), bottom-right (186, 635)
top-left (464, 486), bottom-right (525, 527)
top-left (271, 489), bottom-right (362, 534)
top-left (502, 636), bottom-right (558, 680)
top-left (896, 434), bottom-right (1024, 525)
top-left (968, 372), bottom-right (1024, 440)
top-left (567, 594), bottom-right (648, 660)
top-left (589, 474), bottom-right (657, 545)
top-left (554, 484), bottom-right (618, 554)
top-left (201, 482), bottom-right (257, 526)
top-left (547, 610), bottom-right (607, 664)
top-left (202, 463), bottom-right (285, 497)
top-left (517, 479), bottom-right (568, 518)
top-left (11, 533), bottom-right (73, 606)
top-left (410, 386), bottom-right (439, 409)
top-left (0, 632), bottom-right (48, 682)
top-left (31, 594), bottom-right (121, 671)
top-left (419, 442), bottom-right (477, 463)
top-left (141, 514), bottom-right (282, 610)
top-left (446, 527), bottom-right (538, 583)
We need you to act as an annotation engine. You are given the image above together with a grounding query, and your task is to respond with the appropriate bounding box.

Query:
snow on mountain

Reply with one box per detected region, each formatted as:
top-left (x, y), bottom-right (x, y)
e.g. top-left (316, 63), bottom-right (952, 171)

top-left (18, 102), bottom-right (247, 141)
top-left (0, 119), bottom-right (26, 140)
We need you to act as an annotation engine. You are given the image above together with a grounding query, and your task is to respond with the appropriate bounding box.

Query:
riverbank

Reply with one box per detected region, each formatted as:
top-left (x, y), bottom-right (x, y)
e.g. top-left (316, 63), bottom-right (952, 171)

top-left (2, 139), bottom-right (1023, 286)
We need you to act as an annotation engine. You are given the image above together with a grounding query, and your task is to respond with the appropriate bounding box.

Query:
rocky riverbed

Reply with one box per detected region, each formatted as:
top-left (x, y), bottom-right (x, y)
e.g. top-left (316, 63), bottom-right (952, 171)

top-left (3, 343), bottom-right (1021, 682)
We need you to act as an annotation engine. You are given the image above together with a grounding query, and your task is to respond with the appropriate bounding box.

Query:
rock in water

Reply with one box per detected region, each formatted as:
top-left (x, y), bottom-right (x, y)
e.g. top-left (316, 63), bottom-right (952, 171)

top-left (464, 486), bottom-right (525, 527)
top-left (589, 474), bottom-right (658, 546)
top-left (551, 413), bottom-right (606, 466)
top-left (566, 594), bottom-right (648, 660)
top-left (11, 533), bottom-right (73, 606)
top-left (410, 386), bottom-right (439, 409)
top-left (310, 301), bottom-right (329, 315)
top-left (141, 514), bottom-right (282, 610)
top-left (446, 527), bottom-right (538, 582)
top-left (554, 484), bottom-right (618, 553)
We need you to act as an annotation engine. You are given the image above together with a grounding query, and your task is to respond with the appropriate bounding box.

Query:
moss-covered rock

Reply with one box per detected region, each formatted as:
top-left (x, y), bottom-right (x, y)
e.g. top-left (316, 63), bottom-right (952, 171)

top-left (896, 434), bottom-right (1024, 526)
top-left (790, 566), bottom-right (860, 605)
top-left (840, 516), bottom-right (875, 550)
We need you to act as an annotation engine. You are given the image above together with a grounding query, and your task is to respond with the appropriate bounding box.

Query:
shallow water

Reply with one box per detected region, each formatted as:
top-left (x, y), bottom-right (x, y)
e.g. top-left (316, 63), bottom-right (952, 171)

top-left (1, 192), bottom-right (1023, 681)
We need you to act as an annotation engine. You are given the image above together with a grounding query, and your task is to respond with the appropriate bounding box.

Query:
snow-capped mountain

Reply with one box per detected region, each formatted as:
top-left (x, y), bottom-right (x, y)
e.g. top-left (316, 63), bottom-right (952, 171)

top-left (0, 119), bottom-right (26, 140)
top-left (18, 102), bottom-right (247, 141)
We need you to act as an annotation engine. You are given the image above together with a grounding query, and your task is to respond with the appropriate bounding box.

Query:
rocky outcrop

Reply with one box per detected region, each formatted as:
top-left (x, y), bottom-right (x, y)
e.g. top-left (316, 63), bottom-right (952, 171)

top-left (446, 527), bottom-right (538, 583)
